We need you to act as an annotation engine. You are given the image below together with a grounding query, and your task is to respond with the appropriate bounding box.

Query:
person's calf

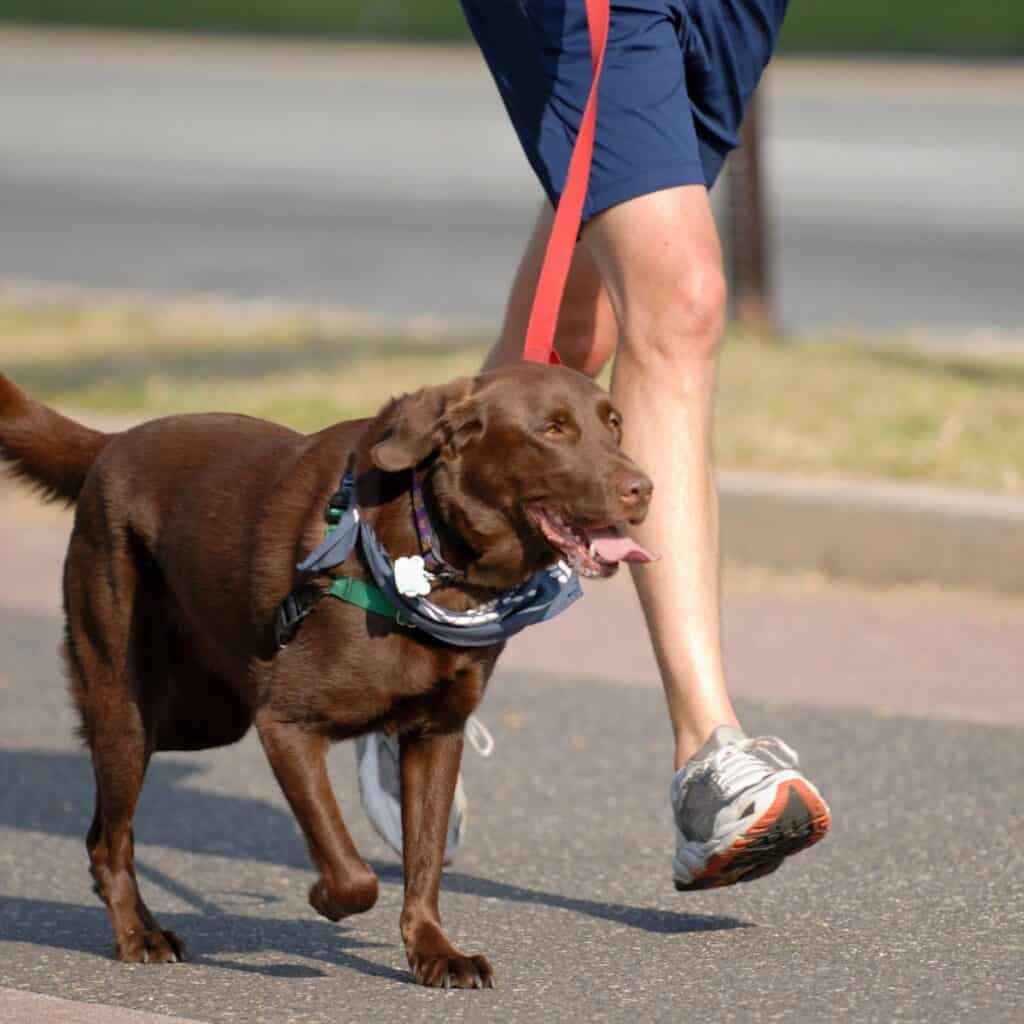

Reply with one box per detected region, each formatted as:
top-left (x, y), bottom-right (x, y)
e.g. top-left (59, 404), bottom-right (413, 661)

top-left (485, 201), bottom-right (617, 376)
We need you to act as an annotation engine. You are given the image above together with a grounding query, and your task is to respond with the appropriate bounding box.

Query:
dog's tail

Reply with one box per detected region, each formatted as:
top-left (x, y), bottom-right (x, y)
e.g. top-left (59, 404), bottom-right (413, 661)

top-left (0, 373), bottom-right (115, 504)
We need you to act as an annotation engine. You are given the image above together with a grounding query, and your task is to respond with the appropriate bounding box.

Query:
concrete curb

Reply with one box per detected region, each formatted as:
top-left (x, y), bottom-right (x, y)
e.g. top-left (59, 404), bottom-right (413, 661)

top-left (719, 470), bottom-right (1024, 595)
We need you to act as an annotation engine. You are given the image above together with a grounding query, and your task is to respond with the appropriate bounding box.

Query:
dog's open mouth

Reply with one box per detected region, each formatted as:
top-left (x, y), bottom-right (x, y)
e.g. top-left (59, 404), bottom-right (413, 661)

top-left (526, 506), bottom-right (657, 579)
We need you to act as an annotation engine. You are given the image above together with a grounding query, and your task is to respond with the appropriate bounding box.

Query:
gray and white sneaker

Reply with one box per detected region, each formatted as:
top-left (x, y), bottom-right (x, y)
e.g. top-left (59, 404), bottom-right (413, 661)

top-left (354, 716), bottom-right (494, 866)
top-left (672, 725), bottom-right (831, 890)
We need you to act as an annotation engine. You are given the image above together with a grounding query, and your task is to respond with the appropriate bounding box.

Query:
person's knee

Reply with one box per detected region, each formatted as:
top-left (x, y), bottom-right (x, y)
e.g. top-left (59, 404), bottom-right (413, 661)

top-left (676, 261), bottom-right (728, 354)
top-left (623, 259), bottom-right (727, 369)
top-left (585, 185), bottom-right (728, 371)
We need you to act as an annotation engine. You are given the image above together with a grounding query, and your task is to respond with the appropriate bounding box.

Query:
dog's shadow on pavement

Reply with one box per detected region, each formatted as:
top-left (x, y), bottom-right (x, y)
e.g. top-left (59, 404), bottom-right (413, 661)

top-left (0, 893), bottom-right (407, 982)
top-left (0, 749), bottom-right (748, 969)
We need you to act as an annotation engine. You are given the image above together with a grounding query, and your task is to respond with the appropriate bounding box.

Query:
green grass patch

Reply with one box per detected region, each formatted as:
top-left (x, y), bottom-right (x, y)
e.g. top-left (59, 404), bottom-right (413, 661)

top-left (0, 1), bottom-right (469, 40)
top-left (777, 3), bottom-right (1024, 56)
top-left (2, 1), bottom-right (1023, 54)
top-left (2, 295), bottom-right (1022, 492)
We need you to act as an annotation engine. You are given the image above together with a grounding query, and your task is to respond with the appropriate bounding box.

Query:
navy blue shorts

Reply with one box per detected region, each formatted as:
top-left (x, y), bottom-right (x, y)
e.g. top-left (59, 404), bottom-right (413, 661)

top-left (460, 0), bottom-right (788, 222)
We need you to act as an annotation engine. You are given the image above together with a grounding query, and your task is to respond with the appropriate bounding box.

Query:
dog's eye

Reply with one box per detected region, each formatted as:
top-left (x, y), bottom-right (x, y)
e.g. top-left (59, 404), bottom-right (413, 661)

top-left (539, 411), bottom-right (576, 440)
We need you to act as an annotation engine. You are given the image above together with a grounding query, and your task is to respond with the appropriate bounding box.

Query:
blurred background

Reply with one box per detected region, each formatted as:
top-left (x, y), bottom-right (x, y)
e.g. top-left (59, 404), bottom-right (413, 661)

top-left (0, 3), bottom-right (1022, 487)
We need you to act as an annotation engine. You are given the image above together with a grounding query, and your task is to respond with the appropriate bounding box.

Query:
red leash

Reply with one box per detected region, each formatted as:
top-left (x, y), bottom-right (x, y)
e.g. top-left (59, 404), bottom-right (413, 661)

top-left (521, 0), bottom-right (610, 365)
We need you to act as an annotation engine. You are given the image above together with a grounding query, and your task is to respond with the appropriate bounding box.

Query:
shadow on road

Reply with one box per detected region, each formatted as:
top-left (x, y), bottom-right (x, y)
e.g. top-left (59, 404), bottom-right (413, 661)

top-left (0, 894), bottom-right (406, 982)
top-left (0, 749), bottom-right (749, 951)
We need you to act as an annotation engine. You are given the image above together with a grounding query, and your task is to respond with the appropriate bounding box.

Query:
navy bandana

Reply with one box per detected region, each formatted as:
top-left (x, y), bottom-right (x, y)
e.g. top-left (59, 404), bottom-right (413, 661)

top-left (294, 480), bottom-right (582, 648)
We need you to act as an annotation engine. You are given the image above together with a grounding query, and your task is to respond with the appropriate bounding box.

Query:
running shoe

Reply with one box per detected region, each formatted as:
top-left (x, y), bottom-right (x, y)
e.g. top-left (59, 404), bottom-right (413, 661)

top-left (672, 725), bottom-right (831, 890)
top-left (354, 716), bottom-right (493, 865)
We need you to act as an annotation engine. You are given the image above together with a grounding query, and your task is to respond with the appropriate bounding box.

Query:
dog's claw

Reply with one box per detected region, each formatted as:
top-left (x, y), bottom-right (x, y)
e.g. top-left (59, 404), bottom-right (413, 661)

top-left (115, 928), bottom-right (186, 964)
top-left (409, 951), bottom-right (494, 990)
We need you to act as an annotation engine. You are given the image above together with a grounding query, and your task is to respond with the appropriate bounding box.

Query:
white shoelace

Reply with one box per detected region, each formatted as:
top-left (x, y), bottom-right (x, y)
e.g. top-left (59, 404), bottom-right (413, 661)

top-left (373, 715), bottom-right (494, 759)
top-left (465, 714), bottom-right (495, 758)
top-left (710, 744), bottom-right (775, 794)
top-left (744, 735), bottom-right (799, 771)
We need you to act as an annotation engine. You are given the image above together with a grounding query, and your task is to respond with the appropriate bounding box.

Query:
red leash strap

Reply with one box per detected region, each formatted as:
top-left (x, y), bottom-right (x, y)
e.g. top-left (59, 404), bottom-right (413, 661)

top-left (521, 0), bottom-right (610, 365)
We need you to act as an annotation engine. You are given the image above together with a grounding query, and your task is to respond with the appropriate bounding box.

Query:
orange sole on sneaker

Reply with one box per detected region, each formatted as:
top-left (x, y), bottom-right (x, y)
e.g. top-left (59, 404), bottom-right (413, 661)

top-left (675, 779), bottom-right (832, 892)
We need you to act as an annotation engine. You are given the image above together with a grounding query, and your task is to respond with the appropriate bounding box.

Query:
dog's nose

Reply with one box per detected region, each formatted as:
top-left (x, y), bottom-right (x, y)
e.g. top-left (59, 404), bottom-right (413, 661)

top-left (616, 469), bottom-right (653, 513)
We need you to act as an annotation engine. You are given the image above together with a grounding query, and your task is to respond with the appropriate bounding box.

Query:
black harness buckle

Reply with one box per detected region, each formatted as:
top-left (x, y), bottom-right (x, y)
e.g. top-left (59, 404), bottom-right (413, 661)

top-left (273, 586), bottom-right (322, 649)
top-left (325, 462), bottom-right (356, 524)
top-left (274, 461), bottom-right (357, 651)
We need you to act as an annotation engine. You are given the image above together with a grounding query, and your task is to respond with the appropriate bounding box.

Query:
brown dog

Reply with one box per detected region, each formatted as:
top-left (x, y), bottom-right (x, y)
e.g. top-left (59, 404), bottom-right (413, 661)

top-left (0, 362), bottom-right (652, 988)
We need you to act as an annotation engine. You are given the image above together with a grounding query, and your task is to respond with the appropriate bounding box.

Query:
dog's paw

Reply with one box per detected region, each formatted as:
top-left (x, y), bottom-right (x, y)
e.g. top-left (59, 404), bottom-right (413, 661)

top-left (308, 870), bottom-right (378, 921)
top-left (409, 950), bottom-right (495, 989)
top-left (115, 928), bottom-right (186, 964)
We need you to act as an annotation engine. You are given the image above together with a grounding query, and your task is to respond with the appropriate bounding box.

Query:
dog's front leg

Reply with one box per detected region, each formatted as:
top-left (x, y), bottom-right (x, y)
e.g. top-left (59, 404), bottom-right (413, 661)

top-left (399, 728), bottom-right (495, 989)
top-left (257, 717), bottom-right (379, 919)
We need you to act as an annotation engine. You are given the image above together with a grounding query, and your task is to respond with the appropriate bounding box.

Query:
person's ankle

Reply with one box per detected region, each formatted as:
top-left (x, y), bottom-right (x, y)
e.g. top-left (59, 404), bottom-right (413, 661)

top-left (674, 719), bottom-right (742, 772)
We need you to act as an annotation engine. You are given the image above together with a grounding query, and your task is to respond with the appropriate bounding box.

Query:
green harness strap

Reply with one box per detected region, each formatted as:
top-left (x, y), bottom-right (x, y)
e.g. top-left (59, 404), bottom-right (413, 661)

top-left (326, 575), bottom-right (397, 620)
top-left (321, 492), bottom-right (399, 621)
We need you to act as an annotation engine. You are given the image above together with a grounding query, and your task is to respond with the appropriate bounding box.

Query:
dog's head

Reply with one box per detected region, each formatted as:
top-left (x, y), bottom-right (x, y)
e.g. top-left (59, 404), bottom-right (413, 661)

top-left (369, 362), bottom-right (654, 587)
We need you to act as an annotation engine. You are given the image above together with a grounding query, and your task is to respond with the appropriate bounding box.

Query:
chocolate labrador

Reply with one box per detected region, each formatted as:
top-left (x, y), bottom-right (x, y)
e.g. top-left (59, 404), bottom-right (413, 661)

top-left (0, 362), bottom-right (653, 988)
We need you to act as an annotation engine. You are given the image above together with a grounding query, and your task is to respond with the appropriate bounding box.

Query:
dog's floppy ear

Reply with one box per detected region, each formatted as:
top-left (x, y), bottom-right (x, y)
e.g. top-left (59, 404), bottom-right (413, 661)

top-left (371, 377), bottom-right (482, 472)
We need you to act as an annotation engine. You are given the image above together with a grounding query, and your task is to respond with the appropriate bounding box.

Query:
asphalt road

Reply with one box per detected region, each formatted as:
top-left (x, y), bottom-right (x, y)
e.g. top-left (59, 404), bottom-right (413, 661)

top-left (2, 29), bottom-right (1023, 334)
top-left (2, 598), bottom-right (1023, 1022)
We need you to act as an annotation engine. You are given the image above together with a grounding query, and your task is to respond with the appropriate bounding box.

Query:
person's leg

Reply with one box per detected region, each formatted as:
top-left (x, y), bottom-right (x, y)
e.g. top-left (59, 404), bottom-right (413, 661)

top-left (485, 204), bottom-right (617, 379)
top-left (585, 185), bottom-right (736, 766)
top-left (486, 186), bottom-right (736, 768)
top-left (361, 0), bottom-right (830, 883)
top-left (487, 184), bottom-right (830, 889)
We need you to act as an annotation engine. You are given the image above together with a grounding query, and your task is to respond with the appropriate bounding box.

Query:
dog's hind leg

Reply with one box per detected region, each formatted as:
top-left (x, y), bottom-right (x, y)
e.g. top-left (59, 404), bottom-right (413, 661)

top-left (256, 718), bottom-right (379, 920)
top-left (65, 527), bottom-right (185, 964)
top-left (83, 773), bottom-right (184, 963)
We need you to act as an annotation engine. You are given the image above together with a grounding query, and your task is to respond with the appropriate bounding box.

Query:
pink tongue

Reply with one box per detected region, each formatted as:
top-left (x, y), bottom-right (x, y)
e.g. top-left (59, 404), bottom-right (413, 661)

top-left (587, 527), bottom-right (657, 564)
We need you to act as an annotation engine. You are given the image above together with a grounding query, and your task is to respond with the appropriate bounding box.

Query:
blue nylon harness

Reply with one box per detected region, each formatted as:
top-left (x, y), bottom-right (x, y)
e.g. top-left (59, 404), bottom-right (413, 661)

top-left (274, 470), bottom-right (582, 649)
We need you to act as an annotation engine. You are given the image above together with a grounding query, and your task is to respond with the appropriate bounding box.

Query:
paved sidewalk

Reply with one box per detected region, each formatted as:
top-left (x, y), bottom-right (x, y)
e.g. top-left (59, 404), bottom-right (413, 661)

top-left (1, 606), bottom-right (1021, 1023)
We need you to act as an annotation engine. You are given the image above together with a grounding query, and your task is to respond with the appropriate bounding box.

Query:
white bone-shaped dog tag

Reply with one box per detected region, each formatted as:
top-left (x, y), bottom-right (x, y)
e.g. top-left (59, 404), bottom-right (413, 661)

top-left (394, 555), bottom-right (432, 598)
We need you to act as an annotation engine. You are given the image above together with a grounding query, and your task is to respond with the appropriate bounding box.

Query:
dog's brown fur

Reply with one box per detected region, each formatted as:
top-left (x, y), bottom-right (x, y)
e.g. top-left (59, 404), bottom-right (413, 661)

top-left (0, 363), bottom-right (651, 988)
